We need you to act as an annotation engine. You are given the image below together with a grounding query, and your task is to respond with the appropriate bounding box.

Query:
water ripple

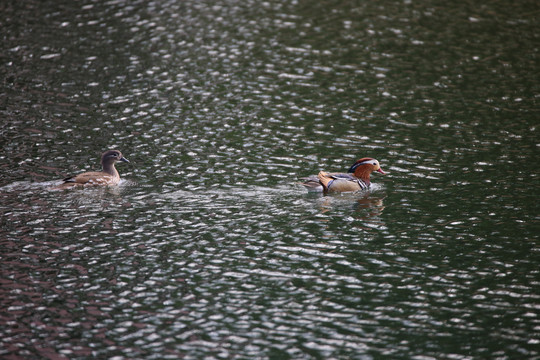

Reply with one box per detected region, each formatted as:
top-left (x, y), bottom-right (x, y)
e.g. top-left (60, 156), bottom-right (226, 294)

top-left (1, 0), bottom-right (539, 359)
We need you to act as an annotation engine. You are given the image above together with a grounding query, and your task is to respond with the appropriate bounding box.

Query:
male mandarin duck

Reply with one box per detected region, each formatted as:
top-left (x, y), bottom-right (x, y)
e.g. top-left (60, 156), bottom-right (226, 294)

top-left (55, 150), bottom-right (129, 189)
top-left (302, 157), bottom-right (385, 193)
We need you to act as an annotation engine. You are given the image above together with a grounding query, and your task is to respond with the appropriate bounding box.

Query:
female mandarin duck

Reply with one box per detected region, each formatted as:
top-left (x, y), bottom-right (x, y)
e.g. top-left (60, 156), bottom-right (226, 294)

top-left (56, 150), bottom-right (129, 189)
top-left (302, 157), bottom-right (385, 193)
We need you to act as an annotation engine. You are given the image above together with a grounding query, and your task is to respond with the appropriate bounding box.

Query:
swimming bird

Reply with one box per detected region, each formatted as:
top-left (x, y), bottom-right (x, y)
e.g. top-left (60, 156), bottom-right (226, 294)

top-left (55, 150), bottom-right (129, 189)
top-left (302, 157), bottom-right (385, 193)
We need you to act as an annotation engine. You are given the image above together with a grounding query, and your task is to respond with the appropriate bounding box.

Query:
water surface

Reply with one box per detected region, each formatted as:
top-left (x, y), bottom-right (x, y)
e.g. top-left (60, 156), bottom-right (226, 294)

top-left (1, 0), bottom-right (539, 359)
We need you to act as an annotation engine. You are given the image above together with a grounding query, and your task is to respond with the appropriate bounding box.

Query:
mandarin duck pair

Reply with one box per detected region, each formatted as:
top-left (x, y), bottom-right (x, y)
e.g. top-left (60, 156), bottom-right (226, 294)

top-left (55, 150), bottom-right (385, 193)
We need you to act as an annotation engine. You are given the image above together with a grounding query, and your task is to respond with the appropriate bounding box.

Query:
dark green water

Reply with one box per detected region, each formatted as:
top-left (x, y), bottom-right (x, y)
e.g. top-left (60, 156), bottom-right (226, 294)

top-left (1, 0), bottom-right (539, 359)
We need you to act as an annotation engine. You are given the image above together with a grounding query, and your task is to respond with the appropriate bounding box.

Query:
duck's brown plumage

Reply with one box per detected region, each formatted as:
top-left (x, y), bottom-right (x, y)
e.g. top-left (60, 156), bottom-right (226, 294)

top-left (55, 150), bottom-right (129, 189)
top-left (302, 157), bottom-right (385, 193)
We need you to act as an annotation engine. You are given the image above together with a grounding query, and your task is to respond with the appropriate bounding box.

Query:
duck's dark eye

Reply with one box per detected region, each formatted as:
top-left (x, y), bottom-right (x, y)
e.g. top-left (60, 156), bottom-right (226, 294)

top-left (373, 163), bottom-right (376, 165)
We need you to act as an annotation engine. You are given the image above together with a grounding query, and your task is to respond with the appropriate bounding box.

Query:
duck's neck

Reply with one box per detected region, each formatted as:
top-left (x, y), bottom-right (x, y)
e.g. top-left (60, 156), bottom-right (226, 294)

top-left (353, 167), bottom-right (371, 185)
top-left (102, 162), bottom-right (119, 178)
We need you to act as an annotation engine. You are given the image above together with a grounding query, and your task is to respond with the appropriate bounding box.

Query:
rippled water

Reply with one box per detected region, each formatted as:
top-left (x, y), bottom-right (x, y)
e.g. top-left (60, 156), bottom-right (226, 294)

top-left (1, 0), bottom-right (539, 359)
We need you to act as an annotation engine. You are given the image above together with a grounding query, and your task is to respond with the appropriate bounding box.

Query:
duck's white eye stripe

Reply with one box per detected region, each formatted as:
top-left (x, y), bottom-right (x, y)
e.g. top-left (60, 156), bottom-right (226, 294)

top-left (357, 159), bottom-right (376, 165)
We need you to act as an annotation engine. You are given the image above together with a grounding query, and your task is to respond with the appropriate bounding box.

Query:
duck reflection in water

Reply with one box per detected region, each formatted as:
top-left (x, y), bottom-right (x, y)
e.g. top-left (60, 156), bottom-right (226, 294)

top-left (352, 194), bottom-right (386, 225)
top-left (316, 193), bottom-right (386, 220)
